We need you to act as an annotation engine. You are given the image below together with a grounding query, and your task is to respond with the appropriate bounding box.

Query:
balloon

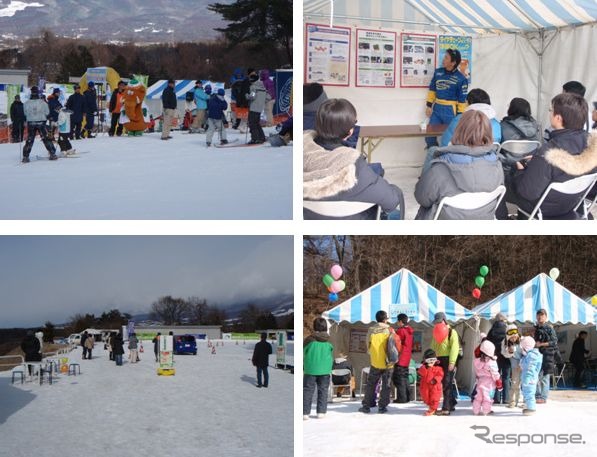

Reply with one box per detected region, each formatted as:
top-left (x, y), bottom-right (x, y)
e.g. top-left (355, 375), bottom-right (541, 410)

top-left (432, 323), bottom-right (449, 343)
top-left (592, 295), bottom-right (597, 306)
top-left (330, 265), bottom-right (343, 280)
top-left (322, 274), bottom-right (334, 287)
top-left (336, 280), bottom-right (346, 292)
top-left (479, 265), bottom-right (489, 277)
top-left (549, 268), bottom-right (560, 281)
top-left (328, 292), bottom-right (338, 302)
top-left (475, 276), bottom-right (485, 288)
top-left (330, 281), bottom-right (341, 293)
top-left (472, 288), bottom-right (481, 299)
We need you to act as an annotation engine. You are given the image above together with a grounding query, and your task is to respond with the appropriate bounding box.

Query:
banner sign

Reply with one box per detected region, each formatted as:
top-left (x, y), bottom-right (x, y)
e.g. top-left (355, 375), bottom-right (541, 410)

top-left (356, 28), bottom-right (397, 88)
top-left (438, 35), bottom-right (472, 82)
top-left (274, 69), bottom-right (292, 115)
top-left (389, 303), bottom-right (418, 320)
top-left (159, 335), bottom-right (174, 370)
top-left (305, 23), bottom-right (351, 86)
top-left (86, 67), bottom-right (108, 84)
top-left (400, 33), bottom-right (437, 88)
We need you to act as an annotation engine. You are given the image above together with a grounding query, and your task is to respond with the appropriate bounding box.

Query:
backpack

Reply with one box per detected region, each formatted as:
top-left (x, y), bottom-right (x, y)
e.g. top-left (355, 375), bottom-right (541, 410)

top-left (449, 328), bottom-right (464, 362)
top-left (386, 328), bottom-right (402, 365)
top-left (185, 91), bottom-right (195, 102)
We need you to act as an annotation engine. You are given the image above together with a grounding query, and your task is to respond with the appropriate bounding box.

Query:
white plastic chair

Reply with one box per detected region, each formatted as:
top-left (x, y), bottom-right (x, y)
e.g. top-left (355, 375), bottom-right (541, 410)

top-left (433, 185), bottom-right (506, 220)
top-left (359, 366), bottom-right (370, 397)
top-left (303, 200), bottom-right (381, 220)
top-left (497, 140), bottom-right (541, 160)
top-left (517, 173), bottom-right (597, 220)
top-left (328, 368), bottom-right (353, 401)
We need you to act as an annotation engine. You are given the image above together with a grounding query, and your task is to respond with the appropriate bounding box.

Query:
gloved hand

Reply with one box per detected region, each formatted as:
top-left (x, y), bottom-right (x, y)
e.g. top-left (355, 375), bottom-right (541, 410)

top-left (496, 379), bottom-right (503, 391)
top-left (430, 379), bottom-right (437, 385)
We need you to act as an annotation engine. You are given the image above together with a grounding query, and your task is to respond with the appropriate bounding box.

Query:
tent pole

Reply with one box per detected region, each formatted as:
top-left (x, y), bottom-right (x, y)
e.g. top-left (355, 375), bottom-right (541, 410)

top-left (330, 0), bottom-right (334, 28)
top-left (536, 29), bottom-right (544, 130)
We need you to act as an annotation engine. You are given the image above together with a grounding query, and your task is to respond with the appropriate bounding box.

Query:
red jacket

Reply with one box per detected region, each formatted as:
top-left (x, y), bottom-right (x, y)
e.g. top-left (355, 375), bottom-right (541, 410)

top-left (418, 363), bottom-right (444, 406)
top-left (396, 325), bottom-right (414, 367)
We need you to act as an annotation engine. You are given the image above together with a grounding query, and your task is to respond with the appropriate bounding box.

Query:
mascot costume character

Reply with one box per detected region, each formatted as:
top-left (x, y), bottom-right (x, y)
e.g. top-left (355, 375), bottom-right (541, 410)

top-left (123, 78), bottom-right (147, 136)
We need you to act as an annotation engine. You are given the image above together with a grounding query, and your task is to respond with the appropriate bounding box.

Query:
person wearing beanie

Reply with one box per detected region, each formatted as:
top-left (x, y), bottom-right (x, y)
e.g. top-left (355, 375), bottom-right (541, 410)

top-left (418, 348), bottom-right (444, 415)
top-left (424, 48), bottom-right (468, 148)
top-left (47, 87), bottom-right (63, 139)
top-left (485, 312), bottom-right (509, 404)
top-left (82, 81), bottom-right (98, 138)
top-left (205, 87), bottom-right (228, 147)
top-left (191, 80), bottom-right (209, 133)
top-left (501, 324), bottom-right (522, 407)
top-left (246, 71), bottom-right (269, 144)
top-left (66, 84), bottom-right (86, 140)
top-left (22, 86), bottom-right (58, 162)
top-left (9, 94), bottom-right (25, 143)
top-left (303, 317), bottom-right (334, 420)
top-left (160, 79), bottom-right (176, 140)
top-left (519, 336), bottom-right (543, 415)
top-left (473, 340), bottom-right (502, 416)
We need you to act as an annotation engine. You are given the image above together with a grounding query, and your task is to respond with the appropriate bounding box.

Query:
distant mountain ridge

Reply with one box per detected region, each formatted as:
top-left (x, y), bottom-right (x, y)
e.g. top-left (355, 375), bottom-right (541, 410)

top-left (0, 0), bottom-right (231, 44)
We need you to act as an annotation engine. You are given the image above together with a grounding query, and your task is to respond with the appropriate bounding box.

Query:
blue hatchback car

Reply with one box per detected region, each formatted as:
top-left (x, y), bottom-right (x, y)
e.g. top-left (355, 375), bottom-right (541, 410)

top-left (174, 335), bottom-right (197, 355)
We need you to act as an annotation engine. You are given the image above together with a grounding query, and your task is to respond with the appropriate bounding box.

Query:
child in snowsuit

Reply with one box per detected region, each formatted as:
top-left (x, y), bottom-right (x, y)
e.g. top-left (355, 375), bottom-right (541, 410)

top-left (57, 108), bottom-right (76, 155)
top-left (473, 340), bottom-right (502, 415)
top-left (501, 324), bottom-right (522, 407)
top-left (418, 349), bottom-right (444, 415)
top-left (206, 88), bottom-right (229, 147)
top-left (520, 336), bottom-right (543, 416)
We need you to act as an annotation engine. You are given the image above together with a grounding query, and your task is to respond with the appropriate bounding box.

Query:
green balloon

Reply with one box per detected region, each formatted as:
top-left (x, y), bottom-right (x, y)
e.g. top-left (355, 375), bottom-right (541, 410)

top-left (475, 276), bottom-right (485, 288)
top-left (480, 265), bottom-right (489, 277)
top-left (322, 274), bottom-right (334, 287)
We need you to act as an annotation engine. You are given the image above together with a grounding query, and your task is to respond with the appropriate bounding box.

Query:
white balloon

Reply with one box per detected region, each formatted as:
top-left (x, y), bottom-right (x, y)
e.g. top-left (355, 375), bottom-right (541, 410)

top-left (549, 267), bottom-right (560, 281)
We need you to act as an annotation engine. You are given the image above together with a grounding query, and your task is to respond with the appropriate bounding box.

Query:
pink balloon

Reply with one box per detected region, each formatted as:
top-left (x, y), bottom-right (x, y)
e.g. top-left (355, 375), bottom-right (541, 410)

top-left (330, 265), bottom-right (343, 280)
top-left (433, 323), bottom-right (449, 343)
top-left (330, 281), bottom-right (341, 293)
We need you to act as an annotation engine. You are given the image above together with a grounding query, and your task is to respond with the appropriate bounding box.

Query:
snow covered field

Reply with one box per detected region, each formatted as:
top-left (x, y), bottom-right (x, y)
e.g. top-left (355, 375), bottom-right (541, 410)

top-left (0, 128), bottom-right (292, 219)
top-left (0, 340), bottom-right (293, 457)
top-left (304, 394), bottom-right (597, 457)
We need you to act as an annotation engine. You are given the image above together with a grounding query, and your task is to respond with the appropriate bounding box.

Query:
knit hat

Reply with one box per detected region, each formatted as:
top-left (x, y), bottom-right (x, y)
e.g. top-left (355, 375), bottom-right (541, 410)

top-left (217, 88), bottom-right (225, 96)
top-left (88, 81), bottom-right (94, 87)
top-left (52, 87), bottom-right (60, 94)
top-left (423, 348), bottom-right (436, 362)
top-left (204, 84), bottom-right (212, 94)
top-left (480, 340), bottom-right (496, 359)
top-left (30, 86), bottom-right (39, 95)
top-left (520, 336), bottom-right (535, 354)
top-left (304, 83), bottom-right (327, 112)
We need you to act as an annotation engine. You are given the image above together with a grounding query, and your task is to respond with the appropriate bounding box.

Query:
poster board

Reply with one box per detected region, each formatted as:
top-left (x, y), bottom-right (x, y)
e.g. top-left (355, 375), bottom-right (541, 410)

top-left (412, 331), bottom-right (423, 353)
top-left (438, 35), bottom-right (472, 82)
top-left (400, 32), bottom-right (437, 88)
top-left (355, 28), bottom-right (397, 88)
top-left (276, 331), bottom-right (286, 366)
top-left (349, 329), bottom-right (368, 353)
top-left (159, 335), bottom-right (174, 370)
top-left (305, 23), bottom-right (351, 86)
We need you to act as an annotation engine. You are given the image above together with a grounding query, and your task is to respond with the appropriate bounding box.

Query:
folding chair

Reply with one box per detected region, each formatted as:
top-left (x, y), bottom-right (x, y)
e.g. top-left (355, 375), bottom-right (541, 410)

top-left (359, 366), bottom-right (370, 397)
top-left (517, 173), bottom-right (597, 220)
top-left (328, 368), bottom-right (354, 401)
top-left (408, 364), bottom-right (418, 401)
top-left (433, 185), bottom-right (506, 220)
top-left (304, 200), bottom-right (382, 220)
top-left (552, 363), bottom-right (567, 389)
top-left (496, 140), bottom-right (541, 162)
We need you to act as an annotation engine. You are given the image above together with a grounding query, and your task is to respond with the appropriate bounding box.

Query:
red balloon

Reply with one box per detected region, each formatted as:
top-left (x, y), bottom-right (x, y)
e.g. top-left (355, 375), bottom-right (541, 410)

top-left (432, 323), bottom-right (449, 343)
top-left (472, 288), bottom-right (481, 299)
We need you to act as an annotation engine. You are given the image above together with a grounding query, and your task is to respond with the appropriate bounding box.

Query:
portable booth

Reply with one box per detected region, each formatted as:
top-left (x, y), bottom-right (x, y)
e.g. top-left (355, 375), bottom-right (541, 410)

top-left (322, 267), bottom-right (475, 392)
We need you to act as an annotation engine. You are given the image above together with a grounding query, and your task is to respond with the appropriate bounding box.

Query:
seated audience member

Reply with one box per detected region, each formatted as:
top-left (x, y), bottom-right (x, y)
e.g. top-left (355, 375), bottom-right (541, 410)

top-left (415, 110), bottom-right (504, 220)
top-left (499, 97), bottom-right (541, 171)
top-left (422, 89), bottom-right (501, 173)
top-left (304, 83), bottom-right (327, 131)
top-left (303, 98), bottom-right (403, 220)
top-left (500, 93), bottom-right (597, 219)
top-left (332, 352), bottom-right (355, 398)
top-left (545, 81), bottom-right (589, 139)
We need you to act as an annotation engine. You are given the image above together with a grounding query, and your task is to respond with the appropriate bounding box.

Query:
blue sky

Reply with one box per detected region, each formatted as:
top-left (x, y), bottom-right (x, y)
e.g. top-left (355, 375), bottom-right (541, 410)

top-left (0, 236), bottom-right (293, 328)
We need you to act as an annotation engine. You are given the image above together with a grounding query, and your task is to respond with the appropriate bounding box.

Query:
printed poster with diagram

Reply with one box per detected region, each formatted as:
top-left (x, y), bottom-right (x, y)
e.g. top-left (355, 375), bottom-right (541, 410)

top-left (400, 33), bottom-right (437, 88)
top-left (438, 35), bottom-right (472, 83)
top-left (349, 329), bottom-right (368, 353)
top-left (305, 23), bottom-right (351, 86)
top-left (356, 28), bottom-right (397, 88)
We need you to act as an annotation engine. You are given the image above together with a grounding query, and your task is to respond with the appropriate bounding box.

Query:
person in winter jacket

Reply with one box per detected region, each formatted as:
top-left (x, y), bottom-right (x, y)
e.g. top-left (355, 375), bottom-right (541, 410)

top-left (392, 313), bottom-right (414, 403)
top-left (473, 340), bottom-right (503, 416)
top-left (66, 85), bottom-right (86, 140)
top-left (20, 330), bottom-right (42, 376)
top-left (418, 349), bottom-right (444, 415)
top-left (501, 324), bottom-right (522, 407)
top-left (57, 107), bottom-right (76, 155)
top-left (109, 80), bottom-right (126, 136)
top-left (112, 333), bottom-right (125, 366)
top-left (161, 79), bottom-right (177, 140)
top-left (246, 71), bottom-right (268, 144)
top-left (303, 317), bottom-right (334, 419)
top-left (206, 88), bottom-right (229, 147)
top-left (359, 311), bottom-right (392, 414)
top-left (47, 87), bottom-right (62, 139)
top-left (191, 80), bottom-right (210, 133)
top-left (534, 309), bottom-right (558, 402)
top-left (82, 81), bottom-right (98, 138)
top-left (486, 313), bottom-right (509, 404)
top-left (415, 109), bottom-right (505, 219)
top-left (331, 352), bottom-right (355, 398)
top-left (252, 333), bottom-right (273, 388)
top-left (499, 97), bottom-right (541, 168)
top-left (9, 95), bottom-right (25, 143)
top-left (520, 336), bottom-right (543, 415)
top-left (22, 86), bottom-right (57, 162)
top-left (229, 69), bottom-right (243, 128)
top-left (501, 93), bottom-right (597, 219)
top-left (127, 333), bottom-right (139, 363)
top-left (84, 333), bottom-right (94, 359)
top-left (260, 69), bottom-right (276, 126)
top-left (81, 331), bottom-right (89, 359)
top-left (570, 331), bottom-right (589, 387)
top-left (152, 333), bottom-right (161, 362)
top-left (430, 312), bottom-right (460, 415)
top-left (303, 99), bottom-right (403, 220)
top-left (425, 48), bottom-right (468, 147)
top-left (231, 70), bottom-right (251, 131)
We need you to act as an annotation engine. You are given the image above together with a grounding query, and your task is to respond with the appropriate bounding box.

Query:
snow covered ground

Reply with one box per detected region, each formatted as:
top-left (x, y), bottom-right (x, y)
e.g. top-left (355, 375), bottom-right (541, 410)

top-left (0, 340), bottom-right (293, 457)
top-left (0, 128), bottom-right (292, 219)
top-left (304, 394), bottom-right (597, 456)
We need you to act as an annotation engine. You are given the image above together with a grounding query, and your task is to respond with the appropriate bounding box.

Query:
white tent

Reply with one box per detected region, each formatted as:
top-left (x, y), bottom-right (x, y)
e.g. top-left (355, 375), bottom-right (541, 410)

top-left (303, 0), bottom-right (597, 167)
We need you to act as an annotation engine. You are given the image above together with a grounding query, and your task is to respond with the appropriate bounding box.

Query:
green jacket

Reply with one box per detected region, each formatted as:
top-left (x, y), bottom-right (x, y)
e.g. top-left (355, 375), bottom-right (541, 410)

top-left (431, 327), bottom-right (460, 365)
top-left (303, 332), bottom-right (334, 376)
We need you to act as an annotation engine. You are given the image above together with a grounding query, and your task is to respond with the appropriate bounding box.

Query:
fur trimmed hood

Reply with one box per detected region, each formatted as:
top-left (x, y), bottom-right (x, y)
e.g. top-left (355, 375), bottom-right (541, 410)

top-left (545, 132), bottom-right (597, 176)
top-left (303, 131), bottom-right (361, 200)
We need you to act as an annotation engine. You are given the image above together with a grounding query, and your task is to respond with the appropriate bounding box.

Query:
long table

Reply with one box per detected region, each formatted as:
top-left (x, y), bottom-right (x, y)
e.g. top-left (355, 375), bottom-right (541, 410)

top-left (359, 124), bottom-right (448, 162)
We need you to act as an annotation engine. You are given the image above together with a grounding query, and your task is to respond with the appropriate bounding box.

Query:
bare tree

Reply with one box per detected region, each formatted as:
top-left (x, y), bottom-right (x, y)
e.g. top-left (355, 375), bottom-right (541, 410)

top-left (187, 296), bottom-right (209, 324)
top-left (150, 296), bottom-right (189, 325)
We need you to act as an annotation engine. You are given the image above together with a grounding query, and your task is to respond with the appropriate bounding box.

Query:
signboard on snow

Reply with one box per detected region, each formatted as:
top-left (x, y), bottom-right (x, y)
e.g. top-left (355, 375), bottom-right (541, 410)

top-left (159, 335), bottom-right (174, 370)
top-left (86, 67), bottom-right (108, 84)
top-left (274, 69), bottom-right (292, 115)
top-left (276, 331), bottom-right (286, 366)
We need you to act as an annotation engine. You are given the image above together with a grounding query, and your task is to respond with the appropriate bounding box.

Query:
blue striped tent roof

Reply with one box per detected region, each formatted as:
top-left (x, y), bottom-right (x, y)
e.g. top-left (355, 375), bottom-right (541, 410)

top-left (303, 1), bottom-right (597, 34)
top-left (472, 273), bottom-right (595, 325)
top-left (145, 80), bottom-right (225, 100)
top-left (323, 268), bottom-right (473, 324)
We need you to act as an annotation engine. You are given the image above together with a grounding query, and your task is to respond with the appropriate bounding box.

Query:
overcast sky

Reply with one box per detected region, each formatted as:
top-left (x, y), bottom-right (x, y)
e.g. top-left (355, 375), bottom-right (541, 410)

top-left (0, 236), bottom-right (293, 328)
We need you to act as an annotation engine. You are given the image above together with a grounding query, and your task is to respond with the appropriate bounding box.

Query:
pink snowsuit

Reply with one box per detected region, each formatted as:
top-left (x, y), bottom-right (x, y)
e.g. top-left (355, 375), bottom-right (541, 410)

top-left (473, 357), bottom-right (501, 415)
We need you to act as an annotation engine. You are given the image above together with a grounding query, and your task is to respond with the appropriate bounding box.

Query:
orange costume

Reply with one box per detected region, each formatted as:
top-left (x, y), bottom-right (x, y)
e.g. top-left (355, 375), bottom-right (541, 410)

top-left (123, 79), bottom-right (147, 134)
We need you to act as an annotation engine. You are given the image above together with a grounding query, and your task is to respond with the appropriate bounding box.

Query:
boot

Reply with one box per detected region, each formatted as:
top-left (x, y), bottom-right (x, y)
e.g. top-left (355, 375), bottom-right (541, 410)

top-left (49, 153), bottom-right (58, 160)
top-left (22, 156), bottom-right (30, 163)
top-left (220, 139), bottom-right (228, 145)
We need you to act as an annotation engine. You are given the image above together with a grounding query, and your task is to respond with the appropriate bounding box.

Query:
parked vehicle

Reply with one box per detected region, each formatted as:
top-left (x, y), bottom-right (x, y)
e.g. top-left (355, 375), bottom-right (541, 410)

top-left (67, 333), bottom-right (81, 345)
top-left (174, 335), bottom-right (197, 355)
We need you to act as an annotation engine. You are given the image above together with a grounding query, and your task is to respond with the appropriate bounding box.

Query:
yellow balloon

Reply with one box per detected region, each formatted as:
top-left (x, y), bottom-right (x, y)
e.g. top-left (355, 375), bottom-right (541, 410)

top-left (592, 295), bottom-right (597, 306)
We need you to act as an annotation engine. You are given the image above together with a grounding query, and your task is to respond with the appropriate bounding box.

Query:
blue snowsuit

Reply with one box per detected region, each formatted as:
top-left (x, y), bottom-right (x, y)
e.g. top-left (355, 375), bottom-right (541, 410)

top-left (425, 67), bottom-right (468, 147)
top-left (520, 348), bottom-right (543, 411)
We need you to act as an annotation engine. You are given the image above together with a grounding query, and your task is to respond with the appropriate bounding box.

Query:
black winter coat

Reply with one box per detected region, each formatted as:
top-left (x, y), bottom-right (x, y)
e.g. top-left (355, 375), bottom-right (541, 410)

top-left (534, 323), bottom-right (558, 374)
top-left (47, 95), bottom-right (62, 122)
top-left (66, 93), bottom-right (86, 122)
top-left (112, 336), bottom-right (125, 355)
top-left (252, 340), bottom-right (272, 367)
top-left (162, 86), bottom-right (177, 110)
top-left (10, 100), bottom-right (25, 122)
top-left (83, 89), bottom-right (98, 114)
top-left (569, 337), bottom-right (589, 364)
top-left (486, 321), bottom-right (507, 361)
top-left (231, 79), bottom-right (250, 108)
top-left (21, 335), bottom-right (42, 362)
top-left (332, 358), bottom-right (353, 384)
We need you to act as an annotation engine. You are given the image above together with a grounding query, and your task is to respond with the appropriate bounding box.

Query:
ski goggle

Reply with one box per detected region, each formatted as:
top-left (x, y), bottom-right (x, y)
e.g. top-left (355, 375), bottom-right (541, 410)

top-left (506, 328), bottom-right (519, 336)
top-left (424, 357), bottom-right (437, 364)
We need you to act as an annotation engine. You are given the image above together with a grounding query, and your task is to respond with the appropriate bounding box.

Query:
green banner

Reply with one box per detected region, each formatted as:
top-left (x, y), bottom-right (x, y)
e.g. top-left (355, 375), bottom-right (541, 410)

top-left (6, 84), bottom-right (20, 121)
